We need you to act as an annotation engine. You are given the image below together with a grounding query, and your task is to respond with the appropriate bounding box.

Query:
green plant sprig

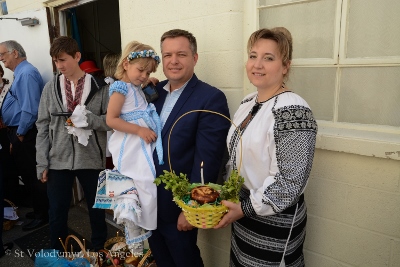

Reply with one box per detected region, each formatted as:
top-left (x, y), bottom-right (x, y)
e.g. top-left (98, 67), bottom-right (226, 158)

top-left (154, 170), bottom-right (190, 199)
top-left (154, 169), bottom-right (244, 204)
top-left (220, 170), bottom-right (245, 202)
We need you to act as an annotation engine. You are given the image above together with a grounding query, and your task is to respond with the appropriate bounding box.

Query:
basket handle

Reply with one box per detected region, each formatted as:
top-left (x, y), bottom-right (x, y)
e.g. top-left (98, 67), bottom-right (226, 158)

top-left (63, 235), bottom-right (90, 261)
top-left (4, 199), bottom-right (17, 210)
top-left (138, 249), bottom-right (153, 267)
top-left (167, 109), bottom-right (243, 177)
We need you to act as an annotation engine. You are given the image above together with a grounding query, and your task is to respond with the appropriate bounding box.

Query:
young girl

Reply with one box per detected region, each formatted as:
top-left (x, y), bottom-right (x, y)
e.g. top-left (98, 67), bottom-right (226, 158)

top-left (94, 41), bottom-right (163, 254)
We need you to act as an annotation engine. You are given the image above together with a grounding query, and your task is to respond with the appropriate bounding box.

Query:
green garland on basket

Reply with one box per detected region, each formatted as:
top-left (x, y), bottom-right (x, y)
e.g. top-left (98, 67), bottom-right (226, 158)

top-left (154, 170), bottom-right (244, 206)
top-left (154, 171), bottom-right (190, 199)
top-left (220, 170), bottom-right (244, 202)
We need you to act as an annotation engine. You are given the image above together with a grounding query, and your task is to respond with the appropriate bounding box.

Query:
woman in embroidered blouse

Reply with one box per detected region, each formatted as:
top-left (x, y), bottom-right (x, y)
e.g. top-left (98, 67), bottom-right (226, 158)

top-left (214, 28), bottom-right (317, 267)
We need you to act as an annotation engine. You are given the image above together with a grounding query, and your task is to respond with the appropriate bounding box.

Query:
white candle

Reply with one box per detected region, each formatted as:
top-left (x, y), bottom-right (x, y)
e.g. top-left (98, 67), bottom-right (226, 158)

top-left (201, 161), bottom-right (204, 185)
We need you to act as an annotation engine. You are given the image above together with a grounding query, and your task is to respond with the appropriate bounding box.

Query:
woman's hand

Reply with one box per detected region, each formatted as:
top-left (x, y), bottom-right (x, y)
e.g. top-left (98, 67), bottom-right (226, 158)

top-left (137, 127), bottom-right (157, 144)
top-left (213, 200), bottom-right (244, 229)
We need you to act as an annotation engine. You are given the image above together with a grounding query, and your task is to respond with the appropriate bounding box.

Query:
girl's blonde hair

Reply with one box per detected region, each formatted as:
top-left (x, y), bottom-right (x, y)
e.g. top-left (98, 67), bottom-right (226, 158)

top-left (115, 41), bottom-right (159, 80)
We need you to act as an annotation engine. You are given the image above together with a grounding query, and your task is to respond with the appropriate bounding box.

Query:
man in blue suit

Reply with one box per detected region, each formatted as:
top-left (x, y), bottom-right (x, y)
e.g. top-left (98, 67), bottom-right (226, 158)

top-left (149, 29), bottom-right (230, 267)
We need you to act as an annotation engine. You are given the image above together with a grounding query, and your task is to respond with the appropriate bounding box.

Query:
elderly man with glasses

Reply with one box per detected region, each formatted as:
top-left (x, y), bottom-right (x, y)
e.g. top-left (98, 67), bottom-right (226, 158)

top-left (0, 40), bottom-right (48, 231)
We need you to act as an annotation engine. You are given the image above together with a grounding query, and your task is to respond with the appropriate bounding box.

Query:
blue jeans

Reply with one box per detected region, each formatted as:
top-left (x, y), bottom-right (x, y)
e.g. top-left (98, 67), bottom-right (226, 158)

top-left (47, 169), bottom-right (107, 250)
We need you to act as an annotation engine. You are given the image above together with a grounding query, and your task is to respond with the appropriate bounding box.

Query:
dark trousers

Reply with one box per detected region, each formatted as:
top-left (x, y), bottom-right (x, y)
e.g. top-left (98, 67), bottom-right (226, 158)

top-left (0, 159), bottom-right (4, 251)
top-left (0, 128), bottom-right (18, 202)
top-left (148, 220), bottom-right (204, 267)
top-left (7, 126), bottom-right (48, 219)
top-left (47, 169), bottom-right (107, 251)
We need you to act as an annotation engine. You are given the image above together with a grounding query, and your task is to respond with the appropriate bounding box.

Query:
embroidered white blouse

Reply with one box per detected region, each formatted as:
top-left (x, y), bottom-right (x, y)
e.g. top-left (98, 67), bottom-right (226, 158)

top-left (227, 91), bottom-right (317, 217)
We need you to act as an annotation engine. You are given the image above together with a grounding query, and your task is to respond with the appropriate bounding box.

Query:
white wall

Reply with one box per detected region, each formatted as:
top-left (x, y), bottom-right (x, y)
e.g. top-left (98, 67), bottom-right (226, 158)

top-left (0, 7), bottom-right (53, 83)
top-left (5, 0), bottom-right (44, 13)
top-left (305, 149), bottom-right (400, 266)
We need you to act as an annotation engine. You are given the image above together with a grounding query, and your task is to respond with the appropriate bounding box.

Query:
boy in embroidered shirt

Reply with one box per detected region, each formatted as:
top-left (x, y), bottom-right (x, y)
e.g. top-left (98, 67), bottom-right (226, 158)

top-left (36, 36), bottom-right (110, 251)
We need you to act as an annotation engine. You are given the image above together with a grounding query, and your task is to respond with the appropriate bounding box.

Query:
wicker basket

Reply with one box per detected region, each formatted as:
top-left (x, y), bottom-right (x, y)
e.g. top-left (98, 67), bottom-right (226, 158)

top-left (102, 231), bottom-right (156, 267)
top-left (62, 235), bottom-right (99, 265)
top-left (3, 199), bottom-right (18, 231)
top-left (103, 230), bottom-right (125, 249)
top-left (174, 198), bottom-right (229, 229)
top-left (167, 110), bottom-right (242, 229)
top-left (62, 235), bottom-right (122, 267)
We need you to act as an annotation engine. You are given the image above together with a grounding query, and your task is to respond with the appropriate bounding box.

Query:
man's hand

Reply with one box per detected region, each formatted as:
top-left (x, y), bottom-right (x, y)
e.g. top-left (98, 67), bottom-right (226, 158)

top-left (177, 212), bottom-right (194, 231)
top-left (40, 169), bottom-right (48, 183)
top-left (17, 135), bottom-right (24, 142)
top-left (213, 200), bottom-right (244, 229)
top-left (144, 77), bottom-right (159, 87)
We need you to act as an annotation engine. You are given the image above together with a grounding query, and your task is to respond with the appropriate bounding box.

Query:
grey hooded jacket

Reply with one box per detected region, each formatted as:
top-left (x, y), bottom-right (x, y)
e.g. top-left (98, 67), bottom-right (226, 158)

top-left (36, 74), bottom-right (111, 179)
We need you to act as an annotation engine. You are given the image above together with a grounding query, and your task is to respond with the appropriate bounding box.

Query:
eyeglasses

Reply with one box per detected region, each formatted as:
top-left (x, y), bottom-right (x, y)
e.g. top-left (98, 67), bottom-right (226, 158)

top-left (0, 51), bottom-right (11, 57)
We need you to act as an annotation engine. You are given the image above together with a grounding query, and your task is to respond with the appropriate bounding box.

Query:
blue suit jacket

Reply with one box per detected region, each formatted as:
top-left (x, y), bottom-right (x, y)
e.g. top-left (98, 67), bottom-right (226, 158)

top-left (152, 74), bottom-right (230, 223)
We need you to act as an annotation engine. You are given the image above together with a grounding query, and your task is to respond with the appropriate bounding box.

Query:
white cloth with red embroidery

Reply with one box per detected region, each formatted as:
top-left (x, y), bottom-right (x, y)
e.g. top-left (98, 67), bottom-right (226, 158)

top-left (65, 104), bottom-right (92, 146)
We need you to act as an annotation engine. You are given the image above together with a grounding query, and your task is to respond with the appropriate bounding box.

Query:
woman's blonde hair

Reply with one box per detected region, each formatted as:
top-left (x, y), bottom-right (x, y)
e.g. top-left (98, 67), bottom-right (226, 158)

top-left (114, 41), bottom-right (158, 80)
top-left (247, 27), bottom-right (293, 79)
top-left (103, 53), bottom-right (120, 78)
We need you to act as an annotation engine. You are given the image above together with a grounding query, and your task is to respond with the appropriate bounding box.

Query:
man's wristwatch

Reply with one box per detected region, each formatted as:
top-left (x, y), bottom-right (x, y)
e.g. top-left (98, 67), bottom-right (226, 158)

top-left (16, 133), bottom-right (24, 137)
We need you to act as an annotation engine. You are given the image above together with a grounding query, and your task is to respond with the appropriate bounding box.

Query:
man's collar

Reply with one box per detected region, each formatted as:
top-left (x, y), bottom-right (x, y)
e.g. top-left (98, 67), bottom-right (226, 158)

top-left (13, 58), bottom-right (27, 73)
top-left (163, 75), bottom-right (194, 93)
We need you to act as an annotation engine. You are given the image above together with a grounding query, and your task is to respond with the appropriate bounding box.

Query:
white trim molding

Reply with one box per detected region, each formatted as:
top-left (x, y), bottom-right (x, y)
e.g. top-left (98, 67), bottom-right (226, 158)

top-left (316, 121), bottom-right (400, 161)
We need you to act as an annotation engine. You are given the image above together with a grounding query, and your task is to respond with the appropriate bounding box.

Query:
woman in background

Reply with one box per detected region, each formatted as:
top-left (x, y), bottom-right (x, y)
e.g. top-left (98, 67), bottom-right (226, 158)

top-left (103, 53), bottom-right (120, 86)
top-left (102, 52), bottom-right (121, 169)
top-left (0, 65), bottom-right (10, 151)
top-left (0, 65), bottom-right (12, 191)
top-left (0, 65), bottom-right (13, 257)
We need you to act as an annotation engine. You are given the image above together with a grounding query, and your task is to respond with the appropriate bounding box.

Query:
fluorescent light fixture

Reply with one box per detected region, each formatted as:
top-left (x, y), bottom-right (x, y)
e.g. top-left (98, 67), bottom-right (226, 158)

top-left (20, 18), bottom-right (40, 26)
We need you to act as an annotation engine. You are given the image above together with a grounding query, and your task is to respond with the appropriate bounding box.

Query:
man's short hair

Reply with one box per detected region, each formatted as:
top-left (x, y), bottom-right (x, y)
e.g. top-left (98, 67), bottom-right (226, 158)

top-left (160, 29), bottom-right (197, 55)
top-left (0, 40), bottom-right (26, 58)
top-left (50, 36), bottom-right (80, 58)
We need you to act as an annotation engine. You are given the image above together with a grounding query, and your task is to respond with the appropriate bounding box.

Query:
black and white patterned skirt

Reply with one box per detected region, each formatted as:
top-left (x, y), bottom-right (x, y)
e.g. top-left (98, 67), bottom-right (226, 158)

top-left (230, 189), bottom-right (307, 267)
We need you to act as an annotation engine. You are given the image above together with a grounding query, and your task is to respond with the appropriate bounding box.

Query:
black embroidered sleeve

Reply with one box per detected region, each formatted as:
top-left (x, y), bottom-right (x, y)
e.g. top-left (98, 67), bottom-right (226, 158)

top-left (241, 197), bottom-right (257, 217)
top-left (262, 105), bottom-right (317, 213)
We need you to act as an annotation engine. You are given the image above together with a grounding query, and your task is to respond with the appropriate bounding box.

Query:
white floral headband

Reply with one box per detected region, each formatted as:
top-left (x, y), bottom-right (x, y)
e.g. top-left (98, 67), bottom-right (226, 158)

top-left (127, 50), bottom-right (160, 64)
